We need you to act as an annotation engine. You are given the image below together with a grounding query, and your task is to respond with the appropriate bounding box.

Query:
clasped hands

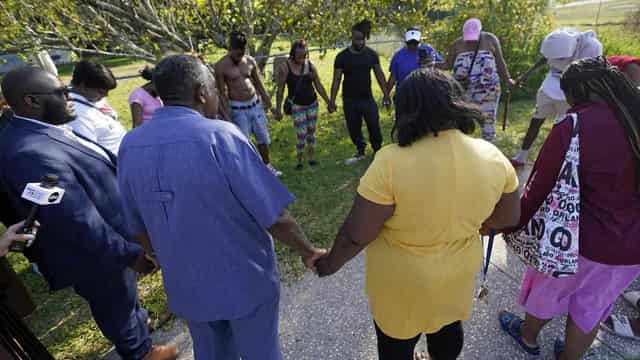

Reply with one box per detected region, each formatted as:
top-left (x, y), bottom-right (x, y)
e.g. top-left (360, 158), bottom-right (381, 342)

top-left (301, 247), bottom-right (342, 277)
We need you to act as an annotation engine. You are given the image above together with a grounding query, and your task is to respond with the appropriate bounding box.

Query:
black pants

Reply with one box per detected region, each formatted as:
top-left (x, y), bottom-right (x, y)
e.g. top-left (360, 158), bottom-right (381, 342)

top-left (374, 321), bottom-right (464, 360)
top-left (343, 98), bottom-right (382, 153)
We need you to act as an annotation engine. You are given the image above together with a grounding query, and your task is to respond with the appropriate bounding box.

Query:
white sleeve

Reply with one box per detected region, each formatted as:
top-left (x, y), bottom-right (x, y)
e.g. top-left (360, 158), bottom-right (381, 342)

top-left (67, 105), bottom-right (99, 143)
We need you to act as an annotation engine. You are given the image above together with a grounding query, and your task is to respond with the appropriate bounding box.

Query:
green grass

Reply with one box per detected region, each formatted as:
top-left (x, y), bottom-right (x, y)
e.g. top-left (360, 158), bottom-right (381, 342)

top-left (551, 0), bottom-right (638, 26)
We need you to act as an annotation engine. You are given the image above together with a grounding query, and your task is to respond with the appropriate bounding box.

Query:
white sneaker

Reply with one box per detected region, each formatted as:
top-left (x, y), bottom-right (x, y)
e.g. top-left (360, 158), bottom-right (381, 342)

top-left (344, 153), bottom-right (365, 165)
top-left (267, 163), bottom-right (283, 177)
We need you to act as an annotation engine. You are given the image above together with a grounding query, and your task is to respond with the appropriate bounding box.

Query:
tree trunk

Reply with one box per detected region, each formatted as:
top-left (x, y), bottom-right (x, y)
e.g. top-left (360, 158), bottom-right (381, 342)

top-left (254, 32), bottom-right (279, 71)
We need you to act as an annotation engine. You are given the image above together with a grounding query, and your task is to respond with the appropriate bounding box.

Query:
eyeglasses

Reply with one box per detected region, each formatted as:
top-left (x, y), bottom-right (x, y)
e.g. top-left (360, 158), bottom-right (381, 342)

top-left (26, 86), bottom-right (71, 98)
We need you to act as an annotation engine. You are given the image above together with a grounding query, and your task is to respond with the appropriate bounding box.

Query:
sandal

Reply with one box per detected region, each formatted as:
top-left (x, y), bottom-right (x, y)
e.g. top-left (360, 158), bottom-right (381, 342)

top-left (600, 314), bottom-right (640, 341)
top-left (498, 311), bottom-right (541, 356)
top-left (414, 351), bottom-right (429, 360)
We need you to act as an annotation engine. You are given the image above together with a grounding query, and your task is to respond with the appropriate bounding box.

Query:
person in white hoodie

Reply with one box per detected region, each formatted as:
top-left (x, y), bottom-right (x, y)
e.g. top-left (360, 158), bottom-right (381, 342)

top-left (511, 29), bottom-right (602, 168)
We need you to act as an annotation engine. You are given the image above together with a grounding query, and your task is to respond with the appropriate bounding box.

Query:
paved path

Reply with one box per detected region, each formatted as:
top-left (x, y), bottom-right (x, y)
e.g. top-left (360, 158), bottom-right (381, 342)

top-left (105, 166), bottom-right (640, 359)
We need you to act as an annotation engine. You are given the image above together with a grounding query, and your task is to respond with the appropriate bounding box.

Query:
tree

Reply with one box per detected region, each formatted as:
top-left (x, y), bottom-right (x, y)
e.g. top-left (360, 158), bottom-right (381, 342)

top-left (0, 0), bottom-right (449, 64)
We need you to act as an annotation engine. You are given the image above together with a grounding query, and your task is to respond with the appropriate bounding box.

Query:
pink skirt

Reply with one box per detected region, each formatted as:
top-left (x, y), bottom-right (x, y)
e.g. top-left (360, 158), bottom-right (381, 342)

top-left (519, 256), bottom-right (640, 333)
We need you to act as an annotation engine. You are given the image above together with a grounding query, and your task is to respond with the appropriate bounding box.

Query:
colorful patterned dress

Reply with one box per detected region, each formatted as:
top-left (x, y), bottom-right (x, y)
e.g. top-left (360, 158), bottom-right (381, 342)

top-left (453, 50), bottom-right (501, 141)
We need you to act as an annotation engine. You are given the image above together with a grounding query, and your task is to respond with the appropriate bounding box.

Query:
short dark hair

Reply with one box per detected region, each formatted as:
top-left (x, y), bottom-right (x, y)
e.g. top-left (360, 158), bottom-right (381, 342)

top-left (71, 60), bottom-right (117, 90)
top-left (140, 66), bottom-right (154, 81)
top-left (392, 69), bottom-right (484, 146)
top-left (289, 39), bottom-right (308, 60)
top-left (153, 55), bottom-right (213, 104)
top-left (352, 20), bottom-right (372, 39)
top-left (229, 31), bottom-right (248, 50)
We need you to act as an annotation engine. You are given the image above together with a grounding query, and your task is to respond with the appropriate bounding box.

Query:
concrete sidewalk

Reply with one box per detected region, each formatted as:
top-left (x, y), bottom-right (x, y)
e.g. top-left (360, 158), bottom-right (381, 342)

top-left (105, 166), bottom-right (640, 359)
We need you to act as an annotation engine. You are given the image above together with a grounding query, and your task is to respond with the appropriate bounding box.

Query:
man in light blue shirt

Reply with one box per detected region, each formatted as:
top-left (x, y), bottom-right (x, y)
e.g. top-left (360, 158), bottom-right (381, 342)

top-left (387, 28), bottom-right (442, 98)
top-left (118, 55), bottom-right (325, 360)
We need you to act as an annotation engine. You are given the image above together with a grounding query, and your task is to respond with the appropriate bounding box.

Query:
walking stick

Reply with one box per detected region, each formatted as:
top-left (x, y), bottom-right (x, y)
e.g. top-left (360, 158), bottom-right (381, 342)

top-left (502, 89), bottom-right (511, 131)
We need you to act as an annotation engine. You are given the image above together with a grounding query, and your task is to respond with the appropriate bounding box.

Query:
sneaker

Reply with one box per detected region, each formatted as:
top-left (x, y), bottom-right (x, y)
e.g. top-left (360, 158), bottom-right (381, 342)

top-left (295, 163), bottom-right (304, 171)
top-left (344, 152), bottom-right (365, 165)
top-left (267, 163), bottom-right (283, 177)
top-left (309, 160), bottom-right (319, 167)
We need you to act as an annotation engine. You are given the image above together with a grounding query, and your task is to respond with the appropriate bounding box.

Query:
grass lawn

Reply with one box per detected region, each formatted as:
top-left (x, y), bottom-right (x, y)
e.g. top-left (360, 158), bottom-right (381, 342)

top-left (551, 0), bottom-right (638, 26)
top-left (9, 46), bottom-right (547, 359)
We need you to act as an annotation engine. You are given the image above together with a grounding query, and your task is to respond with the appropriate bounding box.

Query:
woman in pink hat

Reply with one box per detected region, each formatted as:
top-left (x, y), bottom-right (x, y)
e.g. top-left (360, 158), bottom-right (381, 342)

top-left (442, 18), bottom-right (514, 142)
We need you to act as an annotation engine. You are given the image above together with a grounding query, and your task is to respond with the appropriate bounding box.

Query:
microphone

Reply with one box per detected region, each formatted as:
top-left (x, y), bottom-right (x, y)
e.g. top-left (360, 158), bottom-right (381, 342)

top-left (10, 174), bottom-right (65, 252)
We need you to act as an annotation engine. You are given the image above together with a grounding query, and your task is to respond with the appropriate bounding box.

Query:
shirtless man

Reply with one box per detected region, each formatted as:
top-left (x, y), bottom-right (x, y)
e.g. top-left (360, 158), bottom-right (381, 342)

top-left (215, 31), bottom-right (282, 176)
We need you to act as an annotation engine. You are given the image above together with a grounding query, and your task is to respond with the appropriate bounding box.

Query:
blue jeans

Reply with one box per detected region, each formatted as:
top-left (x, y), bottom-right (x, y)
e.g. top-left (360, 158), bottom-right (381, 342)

top-left (230, 99), bottom-right (271, 145)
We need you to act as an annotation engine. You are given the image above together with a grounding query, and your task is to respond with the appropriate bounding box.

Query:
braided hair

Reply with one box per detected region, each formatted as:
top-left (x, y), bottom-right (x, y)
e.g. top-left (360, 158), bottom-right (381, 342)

top-left (561, 56), bottom-right (640, 187)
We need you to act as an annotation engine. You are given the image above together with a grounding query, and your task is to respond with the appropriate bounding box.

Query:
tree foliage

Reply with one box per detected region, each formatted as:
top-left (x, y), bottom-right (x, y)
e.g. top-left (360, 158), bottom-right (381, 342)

top-left (0, 0), bottom-right (448, 63)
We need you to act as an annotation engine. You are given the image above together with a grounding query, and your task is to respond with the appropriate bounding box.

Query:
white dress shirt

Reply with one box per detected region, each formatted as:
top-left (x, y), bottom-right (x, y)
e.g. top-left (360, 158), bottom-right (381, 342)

top-left (67, 93), bottom-right (127, 155)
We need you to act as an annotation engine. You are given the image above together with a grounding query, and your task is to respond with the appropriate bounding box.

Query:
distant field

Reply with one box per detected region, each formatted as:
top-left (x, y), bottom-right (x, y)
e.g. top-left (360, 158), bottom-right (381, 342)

top-left (551, 0), bottom-right (639, 26)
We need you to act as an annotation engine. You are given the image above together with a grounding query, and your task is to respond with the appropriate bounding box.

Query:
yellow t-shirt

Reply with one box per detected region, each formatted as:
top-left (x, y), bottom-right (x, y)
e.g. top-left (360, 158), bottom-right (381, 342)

top-left (357, 130), bottom-right (518, 339)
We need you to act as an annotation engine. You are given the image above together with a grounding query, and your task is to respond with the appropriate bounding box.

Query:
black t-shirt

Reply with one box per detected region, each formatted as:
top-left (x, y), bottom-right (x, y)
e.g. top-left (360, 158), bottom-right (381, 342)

top-left (334, 47), bottom-right (380, 100)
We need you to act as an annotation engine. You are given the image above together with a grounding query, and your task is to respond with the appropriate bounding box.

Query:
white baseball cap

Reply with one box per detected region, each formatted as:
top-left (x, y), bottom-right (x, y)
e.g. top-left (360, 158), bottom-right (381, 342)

top-left (463, 19), bottom-right (482, 41)
top-left (405, 29), bottom-right (421, 43)
top-left (541, 29), bottom-right (580, 59)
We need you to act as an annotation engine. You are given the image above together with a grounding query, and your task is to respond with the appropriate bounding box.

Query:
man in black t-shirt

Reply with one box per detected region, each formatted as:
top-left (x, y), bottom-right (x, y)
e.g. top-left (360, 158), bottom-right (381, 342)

top-left (330, 20), bottom-right (390, 164)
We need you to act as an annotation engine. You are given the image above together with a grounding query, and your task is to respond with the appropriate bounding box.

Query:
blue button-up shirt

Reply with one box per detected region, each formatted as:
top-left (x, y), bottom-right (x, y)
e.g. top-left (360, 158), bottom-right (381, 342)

top-left (118, 106), bottom-right (294, 321)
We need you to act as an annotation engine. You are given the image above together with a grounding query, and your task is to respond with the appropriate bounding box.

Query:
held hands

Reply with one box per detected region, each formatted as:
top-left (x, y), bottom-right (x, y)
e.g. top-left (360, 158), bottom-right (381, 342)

top-left (271, 108), bottom-right (283, 121)
top-left (302, 247), bottom-right (327, 273)
top-left (132, 252), bottom-right (160, 275)
top-left (382, 95), bottom-right (391, 109)
top-left (327, 100), bottom-right (338, 114)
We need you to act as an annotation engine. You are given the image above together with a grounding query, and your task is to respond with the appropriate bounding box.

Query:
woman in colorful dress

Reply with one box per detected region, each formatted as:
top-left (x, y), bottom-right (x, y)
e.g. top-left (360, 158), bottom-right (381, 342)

top-left (444, 18), bottom-right (514, 142)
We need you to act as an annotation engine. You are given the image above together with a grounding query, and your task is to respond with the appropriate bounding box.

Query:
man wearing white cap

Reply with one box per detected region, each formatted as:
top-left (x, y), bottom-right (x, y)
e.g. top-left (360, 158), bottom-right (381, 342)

top-left (511, 29), bottom-right (602, 167)
top-left (387, 28), bottom-right (442, 100)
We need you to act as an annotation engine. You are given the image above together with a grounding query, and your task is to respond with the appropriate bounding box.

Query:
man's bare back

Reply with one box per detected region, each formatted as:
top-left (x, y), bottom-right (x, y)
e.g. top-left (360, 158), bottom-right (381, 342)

top-left (216, 55), bottom-right (258, 102)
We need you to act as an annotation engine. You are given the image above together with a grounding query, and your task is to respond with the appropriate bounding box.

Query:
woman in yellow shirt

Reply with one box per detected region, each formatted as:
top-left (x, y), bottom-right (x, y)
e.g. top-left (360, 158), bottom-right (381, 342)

top-left (316, 69), bottom-right (520, 360)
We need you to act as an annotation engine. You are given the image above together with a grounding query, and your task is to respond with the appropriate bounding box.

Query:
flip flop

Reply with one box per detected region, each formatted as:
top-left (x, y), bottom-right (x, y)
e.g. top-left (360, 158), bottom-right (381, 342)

top-left (623, 291), bottom-right (640, 310)
top-left (600, 314), bottom-right (640, 341)
top-left (498, 311), bottom-right (541, 356)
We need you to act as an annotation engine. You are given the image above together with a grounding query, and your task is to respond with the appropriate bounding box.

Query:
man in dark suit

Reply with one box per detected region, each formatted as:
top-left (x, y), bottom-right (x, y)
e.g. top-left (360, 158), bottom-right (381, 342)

top-left (0, 66), bottom-right (177, 360)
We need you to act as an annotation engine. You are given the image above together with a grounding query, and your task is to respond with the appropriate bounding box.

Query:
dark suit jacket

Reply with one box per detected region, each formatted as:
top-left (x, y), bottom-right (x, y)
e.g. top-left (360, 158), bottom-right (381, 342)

top-left (0, 117), bottom-right (142, 290)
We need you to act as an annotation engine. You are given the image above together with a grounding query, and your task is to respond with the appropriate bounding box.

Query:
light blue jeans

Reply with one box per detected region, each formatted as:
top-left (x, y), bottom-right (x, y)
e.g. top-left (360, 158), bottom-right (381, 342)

top-left (230, 97), bottom-right (271, 145)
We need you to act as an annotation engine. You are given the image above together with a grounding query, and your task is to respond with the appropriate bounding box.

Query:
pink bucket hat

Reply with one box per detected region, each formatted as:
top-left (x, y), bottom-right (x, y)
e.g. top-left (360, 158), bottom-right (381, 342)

top-left (463, 18), bottom-right (482, 41)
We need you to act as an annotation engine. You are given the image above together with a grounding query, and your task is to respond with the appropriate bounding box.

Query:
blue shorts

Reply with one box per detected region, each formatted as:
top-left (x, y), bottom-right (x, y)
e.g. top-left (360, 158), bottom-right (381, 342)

top-left (230, 97), bottom-right (271, 145)
top-left (187, 296), bottom-right (282, 360)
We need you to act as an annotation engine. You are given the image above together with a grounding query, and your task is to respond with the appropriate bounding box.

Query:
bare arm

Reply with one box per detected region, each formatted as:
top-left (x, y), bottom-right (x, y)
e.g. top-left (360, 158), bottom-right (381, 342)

top-left (483, 190), bottom-right (521, 230)
top-left (130, 103), bottom-right (144, 128)
top-left (386, 73), bottom-right (397, 97)
top-left (274, 61), bottom-right (288, 116)
top-left (250, 57), bottom-right (272, 110)
top-left (214, 61), bottom-right (231, 121)
top-left (441, 40), bottom-right (459, 71)
top-left (316, 195), bottom-right (394, 276)
top-left (373, 64), bottom-right (389, 98)
top-left (330, 68), bottom-right (343, 105)
top-left (310, 62), bottom-right (330, 105)
top-left (489, 34), bottom-right (512, 82)
top-left (268, 210), bottom-right (325, 269)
